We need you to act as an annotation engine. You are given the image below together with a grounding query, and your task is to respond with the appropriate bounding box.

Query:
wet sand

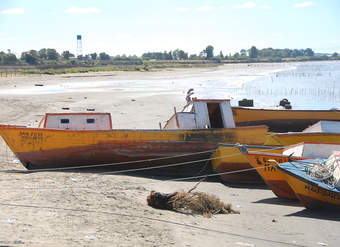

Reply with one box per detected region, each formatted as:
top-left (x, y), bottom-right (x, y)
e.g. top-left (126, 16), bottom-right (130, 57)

top-left (0, 64), bottom-right (339, 246)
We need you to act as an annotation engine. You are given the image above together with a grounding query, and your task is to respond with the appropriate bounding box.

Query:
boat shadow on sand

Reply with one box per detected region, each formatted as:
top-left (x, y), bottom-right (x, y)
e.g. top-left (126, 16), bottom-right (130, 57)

top-left (221, 182), bottom-right (269, 190)
top-left (253, 197), bottom-right (302, 207)
top-left (285, 209), bottom-right (340, 222)
top-left (254, 197), bottom-right (340, 221)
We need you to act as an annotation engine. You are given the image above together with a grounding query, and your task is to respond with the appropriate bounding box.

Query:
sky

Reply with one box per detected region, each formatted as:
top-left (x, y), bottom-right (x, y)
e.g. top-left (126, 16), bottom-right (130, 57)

top-left (0, 0), bottom-right (339, 57)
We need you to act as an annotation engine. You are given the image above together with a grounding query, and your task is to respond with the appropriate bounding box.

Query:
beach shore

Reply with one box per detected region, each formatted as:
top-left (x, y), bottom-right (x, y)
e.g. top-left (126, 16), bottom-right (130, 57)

top-left (0, 63), bottom-right (339, 247)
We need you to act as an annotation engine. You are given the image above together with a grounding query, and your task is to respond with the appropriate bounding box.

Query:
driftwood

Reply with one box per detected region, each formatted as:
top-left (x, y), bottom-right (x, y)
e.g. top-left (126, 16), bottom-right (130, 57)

top-left (147, 190), bottom-right (240, 217)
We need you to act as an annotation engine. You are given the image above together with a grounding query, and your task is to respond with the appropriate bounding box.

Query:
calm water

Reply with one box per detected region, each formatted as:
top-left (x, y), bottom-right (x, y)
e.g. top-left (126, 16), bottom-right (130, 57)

top-left (200, 61), bottom-right (340, 110)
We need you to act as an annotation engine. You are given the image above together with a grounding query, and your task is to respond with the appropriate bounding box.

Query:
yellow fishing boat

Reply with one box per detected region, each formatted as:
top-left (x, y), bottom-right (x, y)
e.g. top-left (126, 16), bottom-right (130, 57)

top-left (275, 155), bottom-right (340, 209)
top-left (232, 107), bottom-right (340, 132)
top-left (0, 99), bottom-right (268, 176)
top-left (264, 120), bottom-right (340, 145)
top-left (211, 144), bottom-right (283, 184)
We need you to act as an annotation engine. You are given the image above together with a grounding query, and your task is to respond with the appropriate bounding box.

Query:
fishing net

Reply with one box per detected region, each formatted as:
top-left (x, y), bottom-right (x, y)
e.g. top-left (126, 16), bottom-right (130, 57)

top-left (308, 153), bottom-right (340, 188)
top-left (147, 190), bottom-right (239, 217)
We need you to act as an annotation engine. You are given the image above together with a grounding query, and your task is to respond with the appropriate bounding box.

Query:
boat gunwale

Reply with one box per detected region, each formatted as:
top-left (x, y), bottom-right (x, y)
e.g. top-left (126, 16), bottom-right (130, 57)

top-left (0, 124), bottom-right (269, 134)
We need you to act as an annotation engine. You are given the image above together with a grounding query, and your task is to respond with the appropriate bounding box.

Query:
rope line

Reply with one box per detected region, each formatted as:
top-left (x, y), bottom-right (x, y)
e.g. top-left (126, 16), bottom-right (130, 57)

top-left (0, 145), bottom-right (283, 174)
top-left (0, 146), bottom-right (284, 184)
top-left (0, 165), bottom-right (276, 191)
top-left (0, 151), bottom-right (243, 183)
top-left (1, 148), bottom-right (217, 173)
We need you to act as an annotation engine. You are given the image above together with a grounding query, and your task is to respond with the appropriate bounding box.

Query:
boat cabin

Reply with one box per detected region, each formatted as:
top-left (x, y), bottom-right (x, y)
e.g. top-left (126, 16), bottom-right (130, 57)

top-left (302, 120), bottom-right (340, 133)
top-left (38, 113), bottom-right (112, 130)
top-left (164, 98), bottom-right (235, 129)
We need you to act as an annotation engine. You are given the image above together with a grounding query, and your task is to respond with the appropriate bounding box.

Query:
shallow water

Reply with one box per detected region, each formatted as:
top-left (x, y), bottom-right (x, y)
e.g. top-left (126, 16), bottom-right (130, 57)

top-left (1, 61), bottom-right (339, 110)
top-left (200, 61), bottom-right (340, 110)
top-left (244, 61), bottom-right (340, 110)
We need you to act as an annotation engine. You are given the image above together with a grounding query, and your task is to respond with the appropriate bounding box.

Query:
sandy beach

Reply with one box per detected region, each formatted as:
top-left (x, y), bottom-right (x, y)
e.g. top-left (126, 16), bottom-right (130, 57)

top-left (0, 63), bottom-right (339, 247)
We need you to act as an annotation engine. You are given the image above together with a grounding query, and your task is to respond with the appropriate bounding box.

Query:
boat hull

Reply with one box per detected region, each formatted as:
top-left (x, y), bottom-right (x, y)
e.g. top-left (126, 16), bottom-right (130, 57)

top-left (16, 141), bottom-right (216, 176)
top-left (0, 125), bottom-right (268, 176)
top-left (232, 107), bottom-right (340, 132)
top-left (277, 163), bottom-right (340, 209)
top-left (211, 144), bottom-right (283, 184)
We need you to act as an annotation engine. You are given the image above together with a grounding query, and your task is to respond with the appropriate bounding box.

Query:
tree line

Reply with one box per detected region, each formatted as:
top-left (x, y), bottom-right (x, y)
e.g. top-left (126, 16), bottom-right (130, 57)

top-left (0, 46), bottom-right (339, 66)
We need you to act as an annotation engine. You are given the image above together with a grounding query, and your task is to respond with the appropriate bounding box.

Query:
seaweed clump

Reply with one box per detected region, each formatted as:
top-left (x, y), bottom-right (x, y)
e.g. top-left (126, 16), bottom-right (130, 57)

top-left (147, 190), bottom-right (239, 217)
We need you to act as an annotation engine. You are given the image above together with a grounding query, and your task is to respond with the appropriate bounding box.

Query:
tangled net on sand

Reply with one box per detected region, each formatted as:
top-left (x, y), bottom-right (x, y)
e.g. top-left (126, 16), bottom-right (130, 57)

top-left (147, 190), bottom-right (240, 217)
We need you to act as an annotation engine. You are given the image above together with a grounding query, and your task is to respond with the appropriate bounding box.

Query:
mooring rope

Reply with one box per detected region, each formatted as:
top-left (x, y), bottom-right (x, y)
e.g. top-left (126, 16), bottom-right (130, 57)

top-left (0, 163), bottom-right (278, 191)
top-left (0, 146), bottom-right (284, 185)
top-left (0, 148), bottom-right (217, 172)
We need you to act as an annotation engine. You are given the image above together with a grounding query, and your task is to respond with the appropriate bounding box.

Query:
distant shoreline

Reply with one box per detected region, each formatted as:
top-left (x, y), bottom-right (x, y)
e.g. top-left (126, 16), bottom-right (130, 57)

top-left (0, 59), bottom-right (338, 78)
top-left (0, 61), bottom-right (218, 77)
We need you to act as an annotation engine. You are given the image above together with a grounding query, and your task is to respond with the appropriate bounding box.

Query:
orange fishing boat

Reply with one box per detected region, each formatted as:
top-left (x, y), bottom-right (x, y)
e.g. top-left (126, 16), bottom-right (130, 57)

top-left (243, 151), bottom-right (305, 199)
top-left (0, 99), bottom-right (268, 176)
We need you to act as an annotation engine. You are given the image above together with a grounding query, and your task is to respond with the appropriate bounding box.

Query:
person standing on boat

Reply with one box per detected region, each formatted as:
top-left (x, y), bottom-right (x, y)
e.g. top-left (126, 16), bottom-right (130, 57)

top-left (186, 88), bottom-right (194, 103)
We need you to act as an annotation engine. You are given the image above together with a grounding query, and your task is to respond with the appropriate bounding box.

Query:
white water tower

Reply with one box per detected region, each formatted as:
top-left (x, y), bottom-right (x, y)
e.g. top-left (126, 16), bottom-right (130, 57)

top-left (76, 35), bottom-right (83, 56)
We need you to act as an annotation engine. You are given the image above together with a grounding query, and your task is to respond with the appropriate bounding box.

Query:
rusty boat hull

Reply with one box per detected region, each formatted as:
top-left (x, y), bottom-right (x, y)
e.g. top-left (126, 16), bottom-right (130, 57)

top-left (0, 125), bottom-right (268, 177)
